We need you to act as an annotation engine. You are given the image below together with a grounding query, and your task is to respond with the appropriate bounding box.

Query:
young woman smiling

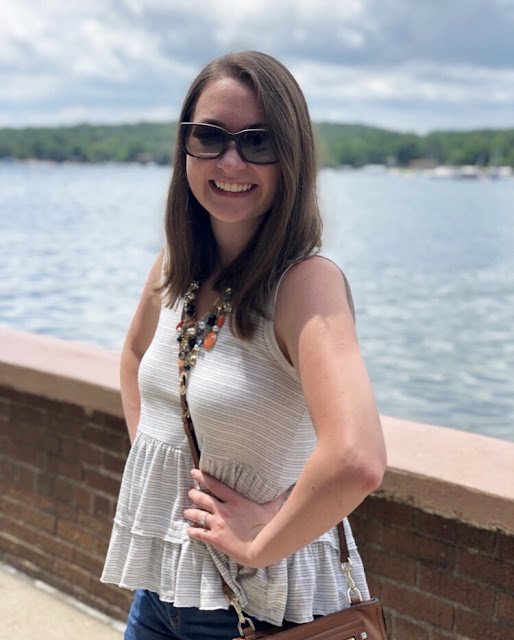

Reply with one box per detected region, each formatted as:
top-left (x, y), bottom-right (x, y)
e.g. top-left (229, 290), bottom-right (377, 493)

top-left (101, 51), bottom-right (387, 640)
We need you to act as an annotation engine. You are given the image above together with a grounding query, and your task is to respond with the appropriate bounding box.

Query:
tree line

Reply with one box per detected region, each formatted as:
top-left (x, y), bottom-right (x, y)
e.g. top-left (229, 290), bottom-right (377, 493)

top-left (0, 121), bottom-right (513, 168)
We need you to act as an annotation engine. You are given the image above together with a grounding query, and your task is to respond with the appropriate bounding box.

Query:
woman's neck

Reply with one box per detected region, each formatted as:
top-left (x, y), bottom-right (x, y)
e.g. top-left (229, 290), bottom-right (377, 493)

top-left (210, 216), bottom-right (261, 268)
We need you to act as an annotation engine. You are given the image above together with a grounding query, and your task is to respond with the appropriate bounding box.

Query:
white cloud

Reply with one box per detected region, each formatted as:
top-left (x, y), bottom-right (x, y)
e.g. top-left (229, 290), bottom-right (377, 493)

top-left (0, 0), bottom-right (513, 131)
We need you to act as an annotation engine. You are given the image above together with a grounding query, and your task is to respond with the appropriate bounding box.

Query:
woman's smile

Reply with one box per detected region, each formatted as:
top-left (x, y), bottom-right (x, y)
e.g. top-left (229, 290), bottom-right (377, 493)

top-left (211, 180), bottom-right (257, 194)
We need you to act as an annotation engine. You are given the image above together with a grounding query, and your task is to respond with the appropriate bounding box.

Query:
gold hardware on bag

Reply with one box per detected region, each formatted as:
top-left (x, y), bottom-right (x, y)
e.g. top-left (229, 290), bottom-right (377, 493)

top-left (343, 556), bottom-right (363, 605)
top-left (227, 593), bottom-right (256, 636)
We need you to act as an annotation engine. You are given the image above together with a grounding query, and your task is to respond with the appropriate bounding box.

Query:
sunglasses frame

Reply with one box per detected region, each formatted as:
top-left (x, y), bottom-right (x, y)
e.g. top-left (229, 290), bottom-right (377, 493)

top-left (180, 122), bottom-right (279, 165)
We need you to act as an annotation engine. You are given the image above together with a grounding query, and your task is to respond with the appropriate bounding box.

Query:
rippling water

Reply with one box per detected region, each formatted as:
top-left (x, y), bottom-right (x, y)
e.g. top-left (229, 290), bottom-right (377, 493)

top-left (1, 162), bottom-right (513, 441)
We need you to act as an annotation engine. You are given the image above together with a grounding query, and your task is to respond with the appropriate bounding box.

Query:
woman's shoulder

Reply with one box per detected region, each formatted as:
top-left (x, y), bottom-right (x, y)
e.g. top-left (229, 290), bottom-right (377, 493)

top-left (276, 255), bottom-right (355, 321)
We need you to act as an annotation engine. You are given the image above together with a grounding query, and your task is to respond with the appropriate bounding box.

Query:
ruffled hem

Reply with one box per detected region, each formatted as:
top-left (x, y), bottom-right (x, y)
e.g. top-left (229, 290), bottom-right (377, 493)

top-left (103, 431), bottom-right (369, 626)
top-left (101, 520), bottom-right (369, 626)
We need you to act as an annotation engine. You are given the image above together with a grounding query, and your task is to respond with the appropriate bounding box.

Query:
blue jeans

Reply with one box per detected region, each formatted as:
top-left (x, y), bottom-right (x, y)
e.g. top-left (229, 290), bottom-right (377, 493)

top-left (125, 589), bottom-right (275, 639)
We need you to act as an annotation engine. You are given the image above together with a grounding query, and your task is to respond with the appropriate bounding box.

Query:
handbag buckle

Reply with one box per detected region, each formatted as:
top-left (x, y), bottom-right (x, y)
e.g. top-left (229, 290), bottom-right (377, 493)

top-left (227, 593), bottom-right (256, 637)
top-left (342, 556), bottom-right (363, 605)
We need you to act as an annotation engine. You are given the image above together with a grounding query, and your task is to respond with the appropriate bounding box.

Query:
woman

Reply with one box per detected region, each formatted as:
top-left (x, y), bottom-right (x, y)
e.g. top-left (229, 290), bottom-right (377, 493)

top-left (101, 50), bottom-right (387, 640)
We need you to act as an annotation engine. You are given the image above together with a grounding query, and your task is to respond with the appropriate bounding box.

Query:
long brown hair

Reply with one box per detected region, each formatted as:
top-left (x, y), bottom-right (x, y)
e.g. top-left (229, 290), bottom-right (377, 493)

top-left (160, 50), bottom-right (322, 338)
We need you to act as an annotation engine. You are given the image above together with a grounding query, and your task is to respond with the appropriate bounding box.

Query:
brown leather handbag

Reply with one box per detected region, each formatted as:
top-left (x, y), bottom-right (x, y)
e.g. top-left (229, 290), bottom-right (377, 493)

top-left (180, 392), bottom-right (389, 640)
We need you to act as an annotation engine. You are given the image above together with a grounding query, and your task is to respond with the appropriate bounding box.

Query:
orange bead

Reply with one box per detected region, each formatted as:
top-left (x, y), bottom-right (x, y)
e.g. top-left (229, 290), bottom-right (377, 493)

top-left (217, 315), bottom-right (225, 328)
top-left (204, 332), bottom-right (217, 350)
top-left (178, 359), bottom-right (185, 368)
top-left (176, 321), bottom-right (183, 330)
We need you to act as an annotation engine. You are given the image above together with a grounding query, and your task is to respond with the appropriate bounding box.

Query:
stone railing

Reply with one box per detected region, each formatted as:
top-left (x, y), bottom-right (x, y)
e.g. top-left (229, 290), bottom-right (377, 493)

top-left (1, 326), bottom-right (513, 639)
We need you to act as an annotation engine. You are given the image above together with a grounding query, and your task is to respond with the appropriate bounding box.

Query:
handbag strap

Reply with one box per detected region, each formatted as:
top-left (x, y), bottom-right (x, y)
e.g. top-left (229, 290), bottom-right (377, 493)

top-left (180, 388), bottom-right (364, 636)
top-left (179, 392), bottom-right (351, 563)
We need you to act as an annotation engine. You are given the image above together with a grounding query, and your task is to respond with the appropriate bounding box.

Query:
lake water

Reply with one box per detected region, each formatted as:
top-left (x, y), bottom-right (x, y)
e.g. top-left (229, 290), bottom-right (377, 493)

top-left (1, 162), bottom-right (513, 441)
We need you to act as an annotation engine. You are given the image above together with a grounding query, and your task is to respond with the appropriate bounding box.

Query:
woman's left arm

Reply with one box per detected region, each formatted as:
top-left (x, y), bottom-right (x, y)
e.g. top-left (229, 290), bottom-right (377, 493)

top-left (186, 257), bottom-right (387, 567)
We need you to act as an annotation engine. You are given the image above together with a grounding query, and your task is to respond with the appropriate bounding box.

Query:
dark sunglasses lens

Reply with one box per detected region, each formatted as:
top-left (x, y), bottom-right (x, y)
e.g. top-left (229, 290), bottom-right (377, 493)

top-left (184, 124), bottom-right (224, 158)
top-left (240, 130), bottom-right (277, 164)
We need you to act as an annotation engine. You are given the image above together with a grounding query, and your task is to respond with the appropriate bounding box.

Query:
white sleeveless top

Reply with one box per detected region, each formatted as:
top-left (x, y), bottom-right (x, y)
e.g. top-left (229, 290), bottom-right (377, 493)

top-left (101, 270), bottom-right (370, 626)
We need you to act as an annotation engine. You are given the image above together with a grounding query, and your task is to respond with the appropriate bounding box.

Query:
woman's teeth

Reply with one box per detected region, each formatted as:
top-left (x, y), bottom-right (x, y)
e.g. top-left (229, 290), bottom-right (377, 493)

top-left (214, 181), bottom-right (254, 193)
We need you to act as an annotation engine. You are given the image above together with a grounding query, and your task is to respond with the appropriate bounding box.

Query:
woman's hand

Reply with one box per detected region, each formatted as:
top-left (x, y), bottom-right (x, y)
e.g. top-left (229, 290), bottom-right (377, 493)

top-left (184, 469), bottom-right (287, 567)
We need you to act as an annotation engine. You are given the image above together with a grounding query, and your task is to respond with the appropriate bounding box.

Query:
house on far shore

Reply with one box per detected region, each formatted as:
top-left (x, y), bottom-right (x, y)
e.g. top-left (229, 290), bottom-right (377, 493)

top-left (408, 158), bottom-right (438, 170)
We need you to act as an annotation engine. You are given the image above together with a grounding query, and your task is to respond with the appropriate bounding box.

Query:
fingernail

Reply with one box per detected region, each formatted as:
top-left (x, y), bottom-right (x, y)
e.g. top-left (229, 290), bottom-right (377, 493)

top-left (190, 469), bottom-right (199, 477)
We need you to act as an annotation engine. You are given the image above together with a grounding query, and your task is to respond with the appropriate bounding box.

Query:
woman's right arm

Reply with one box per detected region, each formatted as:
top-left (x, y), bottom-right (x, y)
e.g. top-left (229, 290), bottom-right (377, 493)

top-left (121, 250), bottom-right (164, 443)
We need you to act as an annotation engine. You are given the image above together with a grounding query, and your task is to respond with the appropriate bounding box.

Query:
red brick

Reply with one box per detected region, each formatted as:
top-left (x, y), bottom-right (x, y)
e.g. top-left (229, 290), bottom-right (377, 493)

top-left (56, 520), bottom-right (97, 551)
top-left (76, 510), bottom-right (113, 538)
top-left (417, 512), bottom-right (456, 543)
top-left (48, 414), bottom-right (82, 438)
top-left (0, 387), bottom-right (26, 404)
top-left (369, 499), bottom-right (416, 530)
top-left (84, 469), bottom-right (121, 497)
top-left (383, 526), bottom-right (456, 569)
top-left (0, 533), bottom-right (54, 572)
top-left (458, 548), bottom-right (514, 592)
top-left (73, 547), bottom-right (105, 578)
top-left (102, 414), bottom-right (126, 434)
top-left (93, 494), bottom-right (114, 518)
top-left (103, 452), bottom-right (125, 476)
top-left (382, 583), bottom-right (454, 630)
top-left (52, 499), bottom-right (78, 523)
top-left (95, 536), bottom-right (110, 558)
top-left (7, 441), bottom-right (46, 468)
top-left (497, 592), bottom-right (514, 625)
top-left (36, 471), bottom-right (54, 496)
top-left (53, 558), bottom-right (92, 591)
top-left (46, 453), bottom-right (83, 481)
top-left (432, 632), bottom-right (455, 640)
top-left (418, 565), bottom-right (495, 615)
top-left (38, 529), bottom-right (74, 561)
top-left (455, 609), bottom-right (513, 640)
top-left (84, 424), bottom-right (124, 452)
top-left (10, 402), bottom-right (47, 428)
top-left (0, 514), bottom-right (39, 547)
top-left (0, 395), bottom-right (11, 415)
top-left (61, 439), bottom-right (103, 467)
top-left (0, 458), bottom-right (15, 488)
top-left (29, 395), bottom-right (60, 414)
top-left (349, 516), bottom-right (383, 547)
top-left (4, 485), bottom-right (53, 511)
top-left (362, 547), bottom-right (417, 585)
top-left (53, 477), bottom-right (75, 502)
top-left (394, 615), bottom-right (430, 640)
top-left (2, 420), bottom-right (22, 442)
top-left (58, 401), bottom-right (89, 421)
top-left (22, 423), bottom-right (60, 453)
top-left (14, 464), bottom-right (37, 490)
top-left (454, 522), bottom-right (495, 554)
top-left (496, 532), bottom-right (514, 563)
top-left (2, 498), bottom-right (56, 533)
top-left (89, 581), bottom-right (133, 614)
top-left (74, 485), bottom-right (93, 511)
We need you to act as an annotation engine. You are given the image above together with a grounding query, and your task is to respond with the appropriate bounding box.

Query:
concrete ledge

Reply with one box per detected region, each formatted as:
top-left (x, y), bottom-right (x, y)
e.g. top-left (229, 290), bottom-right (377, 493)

top-left (0, 326), bottom-right (123, 418)
top-left (380, 416), bottom-right (514, 534)
top-left (1, 325), bottom-right (513, 534)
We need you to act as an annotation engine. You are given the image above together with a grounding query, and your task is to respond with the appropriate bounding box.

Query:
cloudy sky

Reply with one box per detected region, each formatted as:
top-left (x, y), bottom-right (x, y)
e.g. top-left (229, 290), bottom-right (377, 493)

top-left (2, 0), bottom-right (514, 133)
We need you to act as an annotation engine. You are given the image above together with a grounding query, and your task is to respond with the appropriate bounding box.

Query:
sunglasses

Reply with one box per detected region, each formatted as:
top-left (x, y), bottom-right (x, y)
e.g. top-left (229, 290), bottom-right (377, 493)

top-left (180, 122), bottom-right (279, 165)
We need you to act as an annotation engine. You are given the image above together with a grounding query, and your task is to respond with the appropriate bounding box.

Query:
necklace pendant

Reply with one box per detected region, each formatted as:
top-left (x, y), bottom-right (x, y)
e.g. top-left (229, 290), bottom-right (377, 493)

top-left (204, 332), bottom-right (217, 350)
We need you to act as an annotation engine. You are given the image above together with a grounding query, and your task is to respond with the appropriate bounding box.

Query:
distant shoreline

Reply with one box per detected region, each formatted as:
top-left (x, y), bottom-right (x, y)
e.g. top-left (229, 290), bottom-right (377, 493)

top-left (1, 121), bottom-right (513, 169)
top-left (1, 156), bottom-right (512, 182)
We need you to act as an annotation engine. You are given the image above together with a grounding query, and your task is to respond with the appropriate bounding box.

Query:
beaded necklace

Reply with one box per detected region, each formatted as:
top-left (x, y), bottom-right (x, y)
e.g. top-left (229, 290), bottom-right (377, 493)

top-left (177, 280), bottom-right (233, 395)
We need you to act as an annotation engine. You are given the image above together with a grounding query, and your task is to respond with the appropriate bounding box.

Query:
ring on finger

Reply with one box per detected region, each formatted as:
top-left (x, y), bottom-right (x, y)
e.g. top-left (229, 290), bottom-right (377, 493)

top-left (200, 512), bottom-right (209, 528)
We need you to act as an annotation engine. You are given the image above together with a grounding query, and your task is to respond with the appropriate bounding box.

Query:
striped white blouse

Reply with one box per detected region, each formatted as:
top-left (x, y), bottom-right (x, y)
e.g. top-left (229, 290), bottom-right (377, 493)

top-left (101, 270), bottom-right (370, 626)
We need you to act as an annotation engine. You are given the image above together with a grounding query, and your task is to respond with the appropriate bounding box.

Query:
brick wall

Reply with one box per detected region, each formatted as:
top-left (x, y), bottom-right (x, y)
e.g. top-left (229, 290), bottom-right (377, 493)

top-left (0, 386), bottom-right (133, 620)
top-left (1, 383), bottom-right (513, 638)
top-left (351, 497), bottom-right (514, 639)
